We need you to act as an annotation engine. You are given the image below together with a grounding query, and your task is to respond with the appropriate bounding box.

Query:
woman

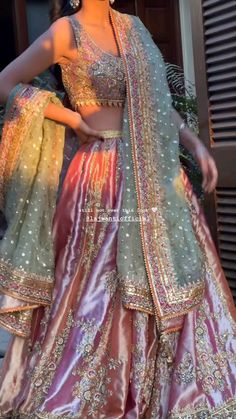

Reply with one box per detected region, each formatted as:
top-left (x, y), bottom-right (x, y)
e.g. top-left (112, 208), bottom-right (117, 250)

top-left (0, 0), bottom-right (235, 417)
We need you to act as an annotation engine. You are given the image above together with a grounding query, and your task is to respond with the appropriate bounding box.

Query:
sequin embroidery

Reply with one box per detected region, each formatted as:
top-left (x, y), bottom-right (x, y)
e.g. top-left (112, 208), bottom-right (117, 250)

top-left (60, 16), bottom-right (126, 109)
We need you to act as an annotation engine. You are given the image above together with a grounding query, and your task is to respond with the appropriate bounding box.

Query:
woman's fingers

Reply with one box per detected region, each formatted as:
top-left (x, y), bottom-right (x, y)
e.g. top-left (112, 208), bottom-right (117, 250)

top-left (206, 157), bottom-right (218, 193)
top-left (200, 156), bottom-right (218, 193)
top-left (71, 113), bottom-right (105, 144)
top-left (79, 120), bottom-right (104, 142)
top-left (194, 146), bottom-right (218, 194)
top-left (198, 155), bottom-right (209, 191)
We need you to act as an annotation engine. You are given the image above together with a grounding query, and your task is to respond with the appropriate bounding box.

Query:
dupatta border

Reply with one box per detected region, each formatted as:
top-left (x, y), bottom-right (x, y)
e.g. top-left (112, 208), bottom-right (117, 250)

top-left (4, 395), bottom-right (236, 418)
top-left (0, 84), bottom-right (65, 337)
top-left (168, 395), bottom-right (236, 419)
top-left (0, 85), bottom-right (54, 208)
top-left (0, 309), bottom-right (35, 338)
top-left (0, 259), bottom-right (53, 307)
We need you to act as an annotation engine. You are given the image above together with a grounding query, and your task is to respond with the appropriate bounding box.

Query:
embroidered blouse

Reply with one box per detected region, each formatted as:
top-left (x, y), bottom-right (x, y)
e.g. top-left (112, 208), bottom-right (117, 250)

top-left (60, 15), bottom-right (126, 109)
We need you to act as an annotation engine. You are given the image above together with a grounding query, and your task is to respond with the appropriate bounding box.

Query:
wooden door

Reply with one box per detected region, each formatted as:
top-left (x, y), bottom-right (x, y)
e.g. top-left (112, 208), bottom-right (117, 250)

top-left (190, 0), bottom-right (236, 302)
top-left (114, 0), bottom-right (183, 66)
top-left (1, 0), bottom-right (182, 68)
top-left (0, 0), bottom-right (28, 70)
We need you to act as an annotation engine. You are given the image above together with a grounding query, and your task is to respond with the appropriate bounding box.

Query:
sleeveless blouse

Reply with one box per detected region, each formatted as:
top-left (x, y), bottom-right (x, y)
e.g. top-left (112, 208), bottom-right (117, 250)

top-left (59, 16), bottom-right (126, 110)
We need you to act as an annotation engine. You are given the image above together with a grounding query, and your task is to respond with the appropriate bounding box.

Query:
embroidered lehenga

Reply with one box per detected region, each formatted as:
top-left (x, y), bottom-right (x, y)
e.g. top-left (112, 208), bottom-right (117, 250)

top-left (0, 10), bottom-right (236, 419)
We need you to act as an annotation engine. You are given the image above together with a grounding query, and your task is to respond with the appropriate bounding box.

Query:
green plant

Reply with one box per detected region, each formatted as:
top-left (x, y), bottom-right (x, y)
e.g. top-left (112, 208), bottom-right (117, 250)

top-left (166, 62), bottom-right (204, 201)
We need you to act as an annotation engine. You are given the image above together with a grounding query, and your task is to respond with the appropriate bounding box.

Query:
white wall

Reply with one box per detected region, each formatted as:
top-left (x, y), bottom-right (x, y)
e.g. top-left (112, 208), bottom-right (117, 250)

top-left (179, 0), bottom-right (196, 93)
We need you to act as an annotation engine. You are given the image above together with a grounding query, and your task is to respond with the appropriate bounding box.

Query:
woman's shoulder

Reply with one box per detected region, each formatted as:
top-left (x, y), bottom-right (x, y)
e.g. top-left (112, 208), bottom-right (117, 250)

top-left (49, 15), bottom-right (73, 34)
top-left (48, 16), bottom-right (77, 49)
top-left (43, 16), bottom-right (78, 65)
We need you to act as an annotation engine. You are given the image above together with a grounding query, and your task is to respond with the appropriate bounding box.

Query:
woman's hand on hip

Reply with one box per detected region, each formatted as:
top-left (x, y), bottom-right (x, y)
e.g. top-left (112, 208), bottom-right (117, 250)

top-left (69, 111), bottom-right (104, 145)
top-left (192, 144), bottom-right (218, 194)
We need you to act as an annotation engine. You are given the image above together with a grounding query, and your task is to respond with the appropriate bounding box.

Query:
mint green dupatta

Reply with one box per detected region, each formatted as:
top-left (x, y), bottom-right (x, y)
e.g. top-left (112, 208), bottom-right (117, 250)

top-left (111, 10), bottom-right (206, 334)
top-left (0, 84), bottom-right (65, 337)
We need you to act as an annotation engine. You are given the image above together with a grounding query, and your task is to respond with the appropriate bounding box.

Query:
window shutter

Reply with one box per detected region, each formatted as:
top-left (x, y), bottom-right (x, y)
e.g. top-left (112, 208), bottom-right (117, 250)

top-left (190, 0), bottom-right (236, 302)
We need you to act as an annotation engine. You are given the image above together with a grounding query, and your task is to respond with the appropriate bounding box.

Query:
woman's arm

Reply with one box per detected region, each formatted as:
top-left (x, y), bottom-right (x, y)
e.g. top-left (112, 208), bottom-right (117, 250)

top-left (0, 18), bottom-right (69, 104)
top-left (172, 109), bottom-right (202, 154)
top-left (45, 102), bottom-right (104, 142)
top-left (0, 18), bottom-right (104, 142)
top-left (172, 108), bottom-right (218, 194)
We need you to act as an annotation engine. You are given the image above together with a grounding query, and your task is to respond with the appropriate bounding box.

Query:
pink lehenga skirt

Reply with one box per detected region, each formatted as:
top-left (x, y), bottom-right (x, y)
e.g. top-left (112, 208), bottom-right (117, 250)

top-left (0, 130), bottom-right (236, 419)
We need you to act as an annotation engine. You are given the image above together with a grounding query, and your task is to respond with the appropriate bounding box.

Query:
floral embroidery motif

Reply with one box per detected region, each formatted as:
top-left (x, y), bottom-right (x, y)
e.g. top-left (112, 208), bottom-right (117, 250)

top-left (131, 346), bottom-right (156, 406)
top-left (129, 314), bottom-right (157, 407)
top-left (174, 352), bottom-right (195, 385)
top-left (169, 396), bottom-right (236, 419)
top-left (104, 268), bottom-right (118, 296)
top-left (75, 317), bottom-right (100, 358)
top-left (26, 310), bottom-right (75, 407)
top-left (195, 300), bottom-right (235, 395)
top-left (60, 16), bottom-right (126, 110)
top-left (148, 331), bottom-right (180, 418)
top-left (79, 147), bottom-right (115, 274)
top-left (71, 306), bottom-right (126, 417)
top-left (72, 356), bottom-right (123, 416)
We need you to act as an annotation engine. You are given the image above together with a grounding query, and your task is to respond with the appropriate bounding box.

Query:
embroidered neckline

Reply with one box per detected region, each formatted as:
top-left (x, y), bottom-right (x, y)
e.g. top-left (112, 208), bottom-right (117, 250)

top-left (73, 16), bottom-right (122, 60)
top-left (60, 13), bottom-right (126, 110)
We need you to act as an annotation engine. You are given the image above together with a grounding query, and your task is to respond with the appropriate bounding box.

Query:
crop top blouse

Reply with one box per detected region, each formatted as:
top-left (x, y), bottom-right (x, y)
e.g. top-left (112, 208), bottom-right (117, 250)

top-left (59, 16), bottom-right (126, 109)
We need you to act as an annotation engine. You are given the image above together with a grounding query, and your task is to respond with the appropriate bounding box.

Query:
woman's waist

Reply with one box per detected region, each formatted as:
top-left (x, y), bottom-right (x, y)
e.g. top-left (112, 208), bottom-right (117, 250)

top-left (99, 129), bottom-right (123, 139)
top-left (76, 104), bottom-right (124, 133)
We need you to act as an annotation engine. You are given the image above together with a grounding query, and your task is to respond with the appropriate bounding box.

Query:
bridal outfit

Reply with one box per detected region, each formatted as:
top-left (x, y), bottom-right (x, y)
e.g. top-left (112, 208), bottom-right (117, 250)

top-left (0, 10), bottom-right (235, 419)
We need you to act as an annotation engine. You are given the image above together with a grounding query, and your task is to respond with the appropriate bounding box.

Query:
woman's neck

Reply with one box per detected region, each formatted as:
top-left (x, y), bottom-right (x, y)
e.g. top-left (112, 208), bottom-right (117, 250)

top-left (78, 0), bottom-right (111, 27)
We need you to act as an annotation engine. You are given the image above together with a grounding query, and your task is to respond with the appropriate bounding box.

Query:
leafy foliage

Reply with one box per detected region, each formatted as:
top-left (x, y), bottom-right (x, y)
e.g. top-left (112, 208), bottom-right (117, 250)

top-left (166, 63), bottom-right (199, 132)
top-left (166, 63), bottom-right (204, 201)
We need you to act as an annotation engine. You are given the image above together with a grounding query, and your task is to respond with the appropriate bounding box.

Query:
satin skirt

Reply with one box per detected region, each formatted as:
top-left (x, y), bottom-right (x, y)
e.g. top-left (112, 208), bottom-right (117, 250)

top-left (0, 130), bottom-right (236, 418)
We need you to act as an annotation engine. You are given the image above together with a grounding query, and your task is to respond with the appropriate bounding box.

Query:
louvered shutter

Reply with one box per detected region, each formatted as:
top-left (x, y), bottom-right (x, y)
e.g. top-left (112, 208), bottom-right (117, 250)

top-left (190, 0), bottom-right (236, 301)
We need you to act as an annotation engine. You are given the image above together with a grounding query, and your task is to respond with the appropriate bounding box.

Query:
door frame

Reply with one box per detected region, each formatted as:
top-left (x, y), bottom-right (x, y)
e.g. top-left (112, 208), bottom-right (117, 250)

top-left (189, 0), bottom-right (219, 247)
top-left (12, 0), bottom-right (29, 55)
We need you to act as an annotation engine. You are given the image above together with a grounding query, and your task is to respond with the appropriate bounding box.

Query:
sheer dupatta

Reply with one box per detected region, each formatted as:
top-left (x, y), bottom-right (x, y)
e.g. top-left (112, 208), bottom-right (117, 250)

top-left (111, 9), bottom-right (207, 334)
top-left (0, 84), bottom-right (65, 337)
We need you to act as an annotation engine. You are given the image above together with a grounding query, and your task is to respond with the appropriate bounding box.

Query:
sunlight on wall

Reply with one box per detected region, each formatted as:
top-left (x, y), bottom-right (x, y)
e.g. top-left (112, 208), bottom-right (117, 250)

top-left (179, 0), bottom-right (196, 94)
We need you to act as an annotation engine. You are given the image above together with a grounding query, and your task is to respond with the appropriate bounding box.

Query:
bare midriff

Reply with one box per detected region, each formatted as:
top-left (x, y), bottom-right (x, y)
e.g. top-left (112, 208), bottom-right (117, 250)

top-left (77, 104), bottom-right (124, 132)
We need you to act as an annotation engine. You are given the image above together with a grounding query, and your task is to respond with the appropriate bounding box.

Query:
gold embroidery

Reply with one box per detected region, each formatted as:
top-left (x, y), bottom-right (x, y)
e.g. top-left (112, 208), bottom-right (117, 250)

top-left (169, 396), bottom-right (236, 418)
top-left (195, 300), bottom-right (235, 395)
top-left (75, 317), bottom-right (100, 358)
top-left (73, 356), bottom-right (123, 416)
top-left (60, 16), bottom-right (126, 111)
top-left (0, 259), bottom-right (53, 301)
top-left (71, 296), bottom-right (126, 416)
top-left (130, 314), bottom-right (157, 407)
top-left (104, 268), bottom-right (118, 296)
top-left (99, 130), bottom-right (122, 139)
top-left (26, 310), bottom-right (75, 409)
top-left (174, 352), bottom-right (195, 385)
top-left (147, 331), bottom-right (180, 418)
top-left (0, 309), bottom-right (34, 337)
